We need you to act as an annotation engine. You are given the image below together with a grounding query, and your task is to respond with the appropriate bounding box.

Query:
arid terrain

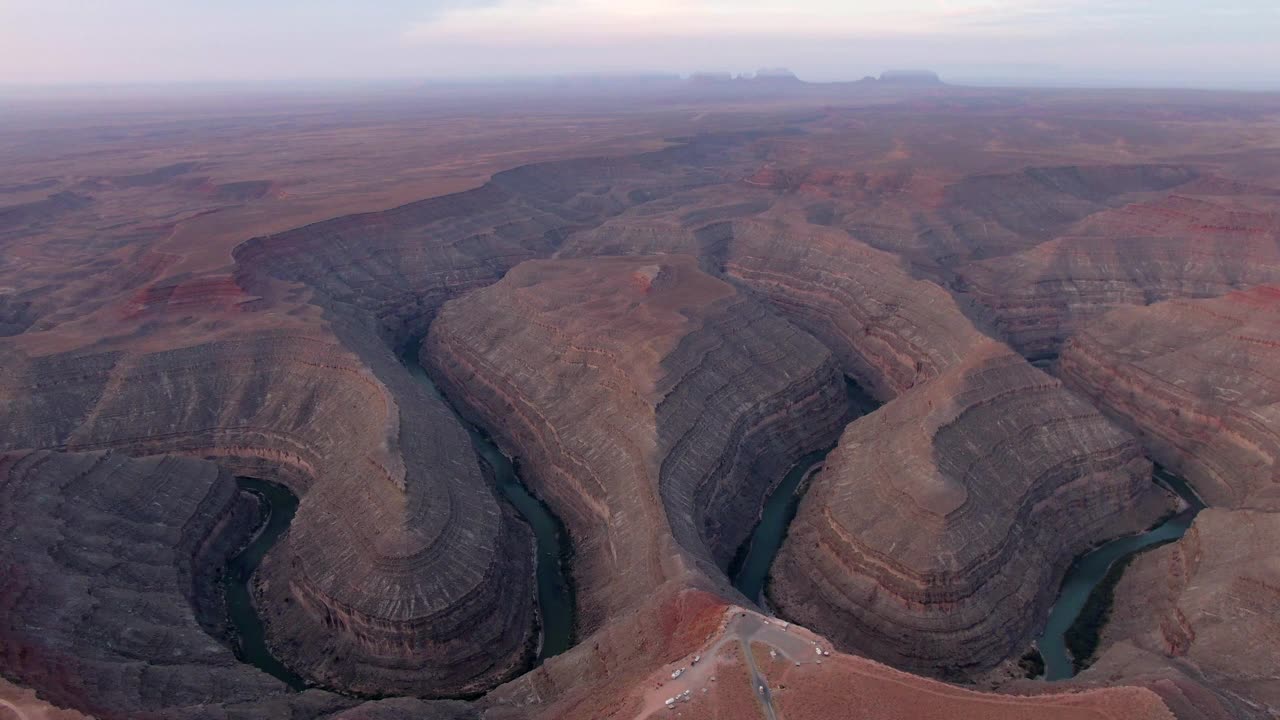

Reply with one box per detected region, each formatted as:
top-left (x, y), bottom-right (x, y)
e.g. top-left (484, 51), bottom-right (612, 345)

top-left (2, 77), bottom-right (1279, 719)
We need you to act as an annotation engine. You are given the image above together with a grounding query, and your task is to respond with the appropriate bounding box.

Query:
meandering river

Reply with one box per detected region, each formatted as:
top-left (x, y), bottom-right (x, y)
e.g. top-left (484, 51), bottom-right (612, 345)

top-left (223, 476), bottom-right (308, 690)
top-left (399, 340), bottom-right (575, 660)
top-left (234, 357), bottom-right (1197, 685)
top-left (1037, 466), bottom-right (1205, 680)
top-left (731, 378), bottom-right (881, 606)
top-left (222, 340), bottom-right (576, 690)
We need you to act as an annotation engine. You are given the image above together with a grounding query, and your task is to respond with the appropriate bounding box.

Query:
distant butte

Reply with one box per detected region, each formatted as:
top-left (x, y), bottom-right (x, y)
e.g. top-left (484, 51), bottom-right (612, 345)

top-left (879, 69), bottom-right (944, 84)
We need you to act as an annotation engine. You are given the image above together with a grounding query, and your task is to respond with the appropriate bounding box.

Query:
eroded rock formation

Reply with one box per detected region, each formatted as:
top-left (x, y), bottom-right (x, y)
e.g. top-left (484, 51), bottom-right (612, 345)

top-left (0, 450), bottom-right (286, 716)
top-left (0, 450), bottom-right (457, 719)
top-left (1059, 286), bottom-right (1280, 508)
top-left (959, 196), bottom-right (1280, 358)
top-left (0, 329), bottom-right (537, 698)
top-left (232, 143), bottom-right (731, 340)
top-left (770, 342), bottom-right (1154, 677)
top-left (12, 86), bottom-right (1280, 719)
top-left (1085, 509), bottom-right (1280, 718)
top-left (426, 254), bottom-right (850, 629)
top-left (720, 218), bottom-right (993, 400)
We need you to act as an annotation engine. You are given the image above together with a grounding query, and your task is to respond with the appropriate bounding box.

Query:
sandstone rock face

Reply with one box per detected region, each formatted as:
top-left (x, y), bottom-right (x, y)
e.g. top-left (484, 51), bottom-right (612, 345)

top-left (1059, 286), bottom-right (1280, 508)
top-left (0, 330), bottom-right (537, 697)
top-left (958, 196), bottom-right (1280, 358)
top-left (1088, 509), bottom-right (1280, 718)
top-left (720, 218), bottom-right (992, 400)
top-left (426, 255), bottom-right (850, 628)
top-left (770, 343), bottom-right (1153, 677)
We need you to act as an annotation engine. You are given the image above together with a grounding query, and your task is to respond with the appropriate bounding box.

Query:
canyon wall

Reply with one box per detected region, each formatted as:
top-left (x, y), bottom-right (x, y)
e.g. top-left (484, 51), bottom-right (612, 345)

top-left (1059, 288), bottom-right (1280, 717)
top-left (0, 449), bottom-right (330, 718)
top-left (770, 343), bottom-right (1153, 677)
top-left (425, 255), bottom-right (850, 629)
top-left (232, 142), bottom-right (735, 340)
top-left (1085, 509), bottom-right (1280, 719)
top-left (720, 217), bottom-right (992, 400)
top-left (1058, 286), bottom-right (1280, 508)
top-left (958, 196), bottom-right (1280, 358)
top-left (0, 330), bottom-right (538, 698)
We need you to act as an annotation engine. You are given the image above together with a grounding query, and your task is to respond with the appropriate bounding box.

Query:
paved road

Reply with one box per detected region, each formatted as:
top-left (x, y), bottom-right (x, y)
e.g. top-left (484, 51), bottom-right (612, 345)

top-left (636, 608), bottom-right (832, 719)
top-left (738, 636), bottom-right (778, 720)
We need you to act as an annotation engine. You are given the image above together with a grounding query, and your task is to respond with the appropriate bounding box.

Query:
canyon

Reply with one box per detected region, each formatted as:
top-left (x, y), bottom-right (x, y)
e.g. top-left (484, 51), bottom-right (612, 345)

top-left (1047, 287), bottom-right (1280, 716)
top-left (1, 81), bottom-right (1279, 719)
top-left (769, 342), bottom-right (1157, 678)
top-left (425, 253), bottom-right (851, 630)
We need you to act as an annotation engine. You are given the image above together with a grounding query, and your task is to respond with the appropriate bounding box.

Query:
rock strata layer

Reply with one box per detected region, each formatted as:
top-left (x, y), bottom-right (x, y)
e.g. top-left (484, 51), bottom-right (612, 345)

top-left (770, 342), bottom-right (1153, 677)
top-left (0, 330), bottom-right (537, 697)
top-left (233, 144), bottom-right (729, 340)
top-left (1059, 286), bottom-right (1280, 508)
top-left (720, 218), bottom-right (992, 400)
top-left (0, 449), bottom-right (290, 717)
top-left (958, 196), bottom-right (1280, 358)
top-left (1087, 509), bottom-right (1280, 719)
top-left (426, 255), bottom-right (850, 628)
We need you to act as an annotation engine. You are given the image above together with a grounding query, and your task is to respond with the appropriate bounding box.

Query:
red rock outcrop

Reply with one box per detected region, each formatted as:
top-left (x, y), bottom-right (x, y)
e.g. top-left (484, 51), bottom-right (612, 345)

top-left (1058, 286), bottom-right (1280, 508)
top-left (958, 196), bottom-right (1280, 358)
top-left (121, 274), bottom-right (255, 318)
top-left (0, 329), bottom-right (537, 698)
top-left (426, 255), bottom-right (850, 629)
top-left (770, 342), bottom-right (1154, 677)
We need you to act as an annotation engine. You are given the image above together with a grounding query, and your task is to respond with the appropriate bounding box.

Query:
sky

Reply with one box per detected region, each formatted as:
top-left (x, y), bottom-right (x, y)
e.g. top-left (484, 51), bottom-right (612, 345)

top-left (1, 0), bottom-right (1277, 89)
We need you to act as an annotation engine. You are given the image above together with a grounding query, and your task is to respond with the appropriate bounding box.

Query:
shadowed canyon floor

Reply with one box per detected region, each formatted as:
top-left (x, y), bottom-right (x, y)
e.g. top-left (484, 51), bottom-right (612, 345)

top-left (2, 82), bottom-right (1280, 718)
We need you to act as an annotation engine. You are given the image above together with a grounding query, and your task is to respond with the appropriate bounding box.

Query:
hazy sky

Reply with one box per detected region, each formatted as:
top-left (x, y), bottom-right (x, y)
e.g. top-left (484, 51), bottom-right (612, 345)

top-left (2, 0), bottom-right (1277, 88)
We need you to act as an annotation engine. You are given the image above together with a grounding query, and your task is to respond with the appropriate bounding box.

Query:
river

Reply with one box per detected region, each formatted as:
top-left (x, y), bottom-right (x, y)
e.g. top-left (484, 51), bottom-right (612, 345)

top-left (223, 476), bottom-right (308, 690)
top-left (399, 340), bottom-right (575, 660)
top-left (731, 378), bottom-right (881, 606)
top-left (222, 340), bottom-right (576, 691)
top-left (1037, 466), bottom-right (1206, 680)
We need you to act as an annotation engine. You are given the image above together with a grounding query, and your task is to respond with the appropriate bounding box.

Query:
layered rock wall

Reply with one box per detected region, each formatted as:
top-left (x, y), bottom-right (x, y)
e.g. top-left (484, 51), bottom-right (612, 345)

top-left (0, 450), bottom-right (286, 717)
top-left (958, 196), bottom-right (1280, 358)
top-left (426, 255), bottom-right (849, 629)
top-left (1058, 286), bottom-right (1280, 508)
top-left (232, 144), bottom-right (727, 341)
top-left (770, 344), bottom-right (1153, 676)
top-left (722, 218), bottom-right (992, 400)
top-left (0, 330), bottom-right (537, 697)
top-left (1087, 509), bottom-right (1280, 718)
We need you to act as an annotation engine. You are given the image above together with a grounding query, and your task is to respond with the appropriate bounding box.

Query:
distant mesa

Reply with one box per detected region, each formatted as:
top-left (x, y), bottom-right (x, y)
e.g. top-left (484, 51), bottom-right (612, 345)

top-left (688, 68), bottom-right (802, 83)
top-left (878, 69), bottom-right (944, 84)
top-left (689, 71), bottom-right (735, 83)
top-left (751, 67), bottom-right (801, 82)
